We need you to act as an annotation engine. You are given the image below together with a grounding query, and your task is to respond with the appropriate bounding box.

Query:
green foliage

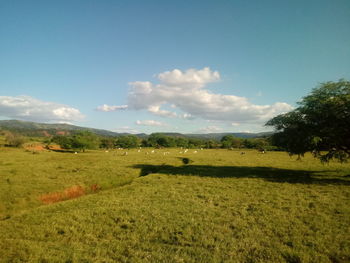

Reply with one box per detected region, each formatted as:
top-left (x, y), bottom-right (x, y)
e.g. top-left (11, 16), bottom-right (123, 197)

top-left (100, 137), bottom-right (115, 149)
top-left (175, 137), bottom-right (189, 148)
top-left (51, 131), bottom-right (272, 151)
top-left (115, 135), bottom-right (140, 148)
top-left (204, 139), bottom-right (219, 149)
top-left (71, 131), bottom-right (100, 151)
top-left (51, 135), bottom-right (73, 149)
top-left (188, 138), bottom-right (203, 148)
top-left (146, 133), bottom-right (177, 148)
top-left (267, 80), bottom-right (350, 162)
top-left (242, 138), bottom-right (269, 150)
top-left (221, 135), bottom-right (243, 148)
top-left (51, 131), bottom-right (100, 151)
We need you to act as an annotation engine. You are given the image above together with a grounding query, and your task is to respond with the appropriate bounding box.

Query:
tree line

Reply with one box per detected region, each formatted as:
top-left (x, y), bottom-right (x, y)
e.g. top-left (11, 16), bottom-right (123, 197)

top-left (50, 132), bottom-right (273, 151)
top-left (0, 129), bottom-right (273, 151)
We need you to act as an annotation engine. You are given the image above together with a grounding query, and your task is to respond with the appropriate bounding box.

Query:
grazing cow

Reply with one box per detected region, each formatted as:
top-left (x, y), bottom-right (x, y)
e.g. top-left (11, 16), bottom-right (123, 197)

top-left (240, 152), bottom-right (245, 155)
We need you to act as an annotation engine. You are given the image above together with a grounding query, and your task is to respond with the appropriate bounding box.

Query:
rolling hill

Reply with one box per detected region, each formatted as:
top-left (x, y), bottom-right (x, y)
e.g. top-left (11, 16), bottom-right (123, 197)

top-left (0, 119), bottom-right (272, 139)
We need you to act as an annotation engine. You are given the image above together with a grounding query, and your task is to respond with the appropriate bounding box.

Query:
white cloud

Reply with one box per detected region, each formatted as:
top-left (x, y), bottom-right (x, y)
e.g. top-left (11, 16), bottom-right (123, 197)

top-left (197, 125), bottom-right (223, 133)
top-left (56, 121), bottom-right (74, 125)
top-left (96, 104), bottom-right (128, 112)
top-left (0, 95), bottom-right (84, 122)
top-left (231, 122), bottom-right (240, 126)
top-left (105, 67), bottom-right (293, 124)
top-left (157, 67), bottom-right (220, 88)
top-left (135, 120), bottom-right (167, 127)
top-left (113, 126), bottom-right (140, 134)
top-left (148, 105), bottom-right (177, 118)
top-left (181, 113), bottom-right (195, 120)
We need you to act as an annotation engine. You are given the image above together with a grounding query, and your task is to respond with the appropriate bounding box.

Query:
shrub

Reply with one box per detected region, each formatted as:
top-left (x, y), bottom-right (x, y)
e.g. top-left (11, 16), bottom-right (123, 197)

top-left (4, 132), bottom-right (26, 147)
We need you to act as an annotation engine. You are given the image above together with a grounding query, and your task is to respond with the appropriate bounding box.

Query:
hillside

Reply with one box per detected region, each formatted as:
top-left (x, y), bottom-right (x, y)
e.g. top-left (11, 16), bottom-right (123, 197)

top-left (0, 120), bottom-right (272, 140)
top-left (0, 120), bottom-right (123, 137)
top-left (185, 132), bottom-right (273, 140)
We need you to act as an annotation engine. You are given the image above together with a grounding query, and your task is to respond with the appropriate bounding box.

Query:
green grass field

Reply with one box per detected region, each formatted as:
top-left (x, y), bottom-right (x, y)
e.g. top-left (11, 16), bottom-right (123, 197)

top-left (1, 147), bottom-right (350, 262)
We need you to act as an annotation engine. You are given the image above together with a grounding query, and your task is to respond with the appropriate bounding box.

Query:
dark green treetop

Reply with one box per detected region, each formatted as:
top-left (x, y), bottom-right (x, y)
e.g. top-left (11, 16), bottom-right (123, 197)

top-left (266, 80), bottom-right (350, 162)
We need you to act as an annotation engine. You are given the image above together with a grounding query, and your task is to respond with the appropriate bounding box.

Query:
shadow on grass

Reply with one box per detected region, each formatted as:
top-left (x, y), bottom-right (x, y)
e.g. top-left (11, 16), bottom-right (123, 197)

top-left (49, 149), bottom-right (77, 153)
top-left (132, 164), bottom-right (350, 185)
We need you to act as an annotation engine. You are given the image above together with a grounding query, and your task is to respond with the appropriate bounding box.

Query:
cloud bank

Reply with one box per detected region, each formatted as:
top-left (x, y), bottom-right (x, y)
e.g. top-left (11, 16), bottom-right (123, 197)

top-left (99, 67), bottom-right (293, 124)
top-left (96, 104), bottom-right (128, 112)
top-left (0, 96), bottom-right (84, 122)
top-left (135, 120), bottom-right (166, 126)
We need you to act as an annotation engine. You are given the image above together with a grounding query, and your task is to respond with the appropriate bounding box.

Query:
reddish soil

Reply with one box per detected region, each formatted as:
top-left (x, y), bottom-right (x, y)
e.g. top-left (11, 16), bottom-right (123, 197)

top-left (56, 130), bottom-right (69, 136)
top-left (41, 130), bottom-right (51, 137)
top-left (47, 144), bottom-right (62, 150)
top-left (25, 144), bottom-right (46, 151)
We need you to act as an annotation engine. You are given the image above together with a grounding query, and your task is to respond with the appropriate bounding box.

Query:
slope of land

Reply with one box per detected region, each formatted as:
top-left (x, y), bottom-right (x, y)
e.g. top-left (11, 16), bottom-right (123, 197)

top-left (0, 119), bottom-right (123, 137)
top-left (0, 119), bottom-right (271, 140)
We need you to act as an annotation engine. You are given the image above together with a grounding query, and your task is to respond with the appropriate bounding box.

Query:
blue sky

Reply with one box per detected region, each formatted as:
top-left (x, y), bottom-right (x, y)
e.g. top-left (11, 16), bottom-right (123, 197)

top-left (1, 0), bottom-right (349, 134)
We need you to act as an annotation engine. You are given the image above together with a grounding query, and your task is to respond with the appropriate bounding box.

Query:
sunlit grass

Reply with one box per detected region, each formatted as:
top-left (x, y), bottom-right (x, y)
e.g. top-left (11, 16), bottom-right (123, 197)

top-left (1, 147), bottom-right (349, 262)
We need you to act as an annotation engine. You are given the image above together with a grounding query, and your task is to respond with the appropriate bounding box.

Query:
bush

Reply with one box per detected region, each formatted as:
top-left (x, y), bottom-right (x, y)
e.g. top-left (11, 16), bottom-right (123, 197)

top-left (5, 132), bottom-right (26, 147)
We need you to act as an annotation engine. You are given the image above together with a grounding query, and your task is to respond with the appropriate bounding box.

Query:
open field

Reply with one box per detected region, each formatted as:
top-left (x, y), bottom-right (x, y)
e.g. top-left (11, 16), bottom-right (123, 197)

top-left (1, 147), bottom-right (350, 262)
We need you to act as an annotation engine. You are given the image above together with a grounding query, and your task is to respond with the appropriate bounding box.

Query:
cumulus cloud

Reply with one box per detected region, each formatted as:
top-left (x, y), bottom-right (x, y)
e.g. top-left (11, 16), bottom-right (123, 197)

top-left (198, 125), bottom-right (223, 133)
top-left (157, 67), bottom-right (220, 88)
top-left (148, 105), bottom-right (177, 118)
top-left (96, 104), bottom-right (128, 112)
top-left (135, 120), bottom-right (167, 126)
top-left (0, 95), bottom-right (84, 122)
top-left (113, 126), bottom-right (140, 134)
top-left (106, 67), bottom-right (293, 123)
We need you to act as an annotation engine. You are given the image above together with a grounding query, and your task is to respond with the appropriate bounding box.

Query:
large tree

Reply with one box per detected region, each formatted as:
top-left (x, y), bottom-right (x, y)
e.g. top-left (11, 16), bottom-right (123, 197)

top-left (266, 80), bottom-right (350, 162)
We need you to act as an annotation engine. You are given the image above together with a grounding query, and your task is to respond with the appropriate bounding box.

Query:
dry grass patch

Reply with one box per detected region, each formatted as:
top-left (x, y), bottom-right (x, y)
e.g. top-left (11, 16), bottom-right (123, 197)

top-left (39, 185), bottom-right (85, 204)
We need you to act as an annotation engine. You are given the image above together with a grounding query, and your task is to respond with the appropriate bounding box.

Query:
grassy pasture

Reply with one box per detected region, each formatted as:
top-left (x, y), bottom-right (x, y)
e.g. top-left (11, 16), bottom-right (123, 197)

top-left (0, 147), bottom-right (350, 262)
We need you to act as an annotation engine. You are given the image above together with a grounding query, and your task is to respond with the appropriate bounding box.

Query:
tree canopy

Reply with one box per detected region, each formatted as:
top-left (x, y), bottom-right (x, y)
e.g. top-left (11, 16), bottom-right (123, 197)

top-left (51, 131), bottom-right (100, 151)
top-left (266, 80), bottom-right (350, 162)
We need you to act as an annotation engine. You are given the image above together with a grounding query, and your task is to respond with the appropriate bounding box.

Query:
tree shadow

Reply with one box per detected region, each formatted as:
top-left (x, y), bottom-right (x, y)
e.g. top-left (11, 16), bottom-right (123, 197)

top-left (49, 149), bottom-right (77, 153)
top-left (132, 164), bottom-right (350, 185)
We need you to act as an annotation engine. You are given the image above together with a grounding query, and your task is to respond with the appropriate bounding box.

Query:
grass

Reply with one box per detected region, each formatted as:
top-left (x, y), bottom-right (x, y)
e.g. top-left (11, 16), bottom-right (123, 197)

top-left (0, 147), bottom-right (350, 262)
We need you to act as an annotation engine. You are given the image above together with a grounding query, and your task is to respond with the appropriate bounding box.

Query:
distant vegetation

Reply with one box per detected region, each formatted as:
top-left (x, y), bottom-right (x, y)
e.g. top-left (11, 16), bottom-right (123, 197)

top-left (48, 132), bottom-right (273, 151)
top-left (0, 121), bottom-right (276, 151)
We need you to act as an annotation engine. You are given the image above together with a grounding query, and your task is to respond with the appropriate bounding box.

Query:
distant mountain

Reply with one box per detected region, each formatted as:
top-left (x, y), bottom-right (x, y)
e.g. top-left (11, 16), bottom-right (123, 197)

top-left (184, 132), bottom-right (273, 140)
top-left (0, 120), bottom-right (122, 137)
top-left (0, 120), bottom-right (273, 139)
